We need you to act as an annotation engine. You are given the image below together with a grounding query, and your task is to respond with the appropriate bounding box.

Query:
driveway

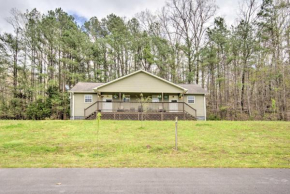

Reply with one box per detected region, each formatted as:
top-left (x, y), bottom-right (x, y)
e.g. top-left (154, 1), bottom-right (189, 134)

top-left (0, 168), bottom-right (289, 194)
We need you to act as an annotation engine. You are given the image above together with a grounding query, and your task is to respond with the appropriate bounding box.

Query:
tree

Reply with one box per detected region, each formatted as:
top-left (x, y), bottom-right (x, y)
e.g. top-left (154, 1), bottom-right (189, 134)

top-left (166, 0), bottom-right (217, 84)
top-left (0, 3), bottom-right (289, 121)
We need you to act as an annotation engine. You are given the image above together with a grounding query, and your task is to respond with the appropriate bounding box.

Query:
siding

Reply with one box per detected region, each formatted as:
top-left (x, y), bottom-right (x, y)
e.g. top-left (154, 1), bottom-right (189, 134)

top-left (71, 93), bottom-right (98, 117)
top-left (96, 72), bottom-right (185, 93)
top-left (184, 94), bottom-right (205, 117)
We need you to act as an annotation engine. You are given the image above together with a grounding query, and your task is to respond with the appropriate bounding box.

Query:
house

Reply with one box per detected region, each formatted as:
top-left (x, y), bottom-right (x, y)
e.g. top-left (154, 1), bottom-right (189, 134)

top-left (69, 70), bottom-right (207, 120)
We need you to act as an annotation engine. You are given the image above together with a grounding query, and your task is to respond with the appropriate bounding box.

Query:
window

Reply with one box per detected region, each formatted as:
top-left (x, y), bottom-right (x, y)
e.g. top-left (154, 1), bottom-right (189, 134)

top-left (84, 95), bottom-right (93, 103)
top-left (187, 96), bottom-right (195, 104)
top-left (123, 95), bottom-right (130, 102)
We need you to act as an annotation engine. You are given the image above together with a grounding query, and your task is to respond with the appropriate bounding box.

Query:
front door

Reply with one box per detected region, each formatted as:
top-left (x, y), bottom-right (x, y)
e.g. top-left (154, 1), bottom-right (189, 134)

top-left (169, 95), bottom-right (178, 112)
top-left (102, 95), bottom-right (113, 112)
top-left (152, 95), bottom-right (160, 102)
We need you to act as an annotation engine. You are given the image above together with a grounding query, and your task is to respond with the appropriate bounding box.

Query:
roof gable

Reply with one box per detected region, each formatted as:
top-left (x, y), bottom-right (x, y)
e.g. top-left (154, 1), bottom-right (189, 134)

top-left (68, 71), bottom-right (207, 94)
top-left (94, 70), bottom-right (187, 93)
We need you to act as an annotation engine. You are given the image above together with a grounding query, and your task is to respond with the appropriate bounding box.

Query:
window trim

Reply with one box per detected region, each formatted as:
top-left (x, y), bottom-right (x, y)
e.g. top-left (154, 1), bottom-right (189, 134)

top-left (187, 95), bottom-right (195, 104)
top-left (84, 95), bottom-right (93, 103)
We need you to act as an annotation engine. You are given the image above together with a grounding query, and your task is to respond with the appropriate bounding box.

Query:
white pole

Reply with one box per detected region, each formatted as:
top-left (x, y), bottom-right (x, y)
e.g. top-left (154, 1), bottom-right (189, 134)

top-left (175, 117), bottom-right (178, 150)
top-left (72, 92), bottom-right (75, 120)
top-left (204, 95), bottom-right (207, 121)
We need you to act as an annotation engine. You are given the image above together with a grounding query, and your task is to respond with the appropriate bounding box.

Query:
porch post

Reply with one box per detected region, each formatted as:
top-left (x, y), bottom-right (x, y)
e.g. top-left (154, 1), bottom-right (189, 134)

top-left (183, 100), bottom-right (184, 112)
top-left (182, 92), bottom-right (185, 113)
top-left (97, 93), bottom-right (99, 112)
top-left (162, 92), bottom-right (164, 113)
top-left (183, 93), bottom-right (185, 102)
top-left (119, 92), bottom-right (121, 102)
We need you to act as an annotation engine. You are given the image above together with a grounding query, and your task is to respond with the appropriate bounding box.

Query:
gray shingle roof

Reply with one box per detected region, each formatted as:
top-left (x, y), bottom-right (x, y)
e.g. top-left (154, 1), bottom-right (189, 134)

top-left (177, 84), bottom-right (207, 94)
top-left (69, 82), bottom-right (104, 92)
top-left (69, 82), bottom-right (207, 94)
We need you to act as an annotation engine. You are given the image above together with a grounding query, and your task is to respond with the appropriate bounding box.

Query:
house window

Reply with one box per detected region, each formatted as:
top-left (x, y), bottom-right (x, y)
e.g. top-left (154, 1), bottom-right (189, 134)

top-left (187, 96), bottom-right (195, 104)
top-left (123, 95), bottom-right (130, 102)
top-left (84, 95), bottom-right (93, 103)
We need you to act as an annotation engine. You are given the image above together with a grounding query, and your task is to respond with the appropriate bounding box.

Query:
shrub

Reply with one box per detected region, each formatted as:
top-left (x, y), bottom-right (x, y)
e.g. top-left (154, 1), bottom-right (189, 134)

top-left (207, 114), bottom-right (221, 120)
top-left (26, 99), bottom-right (51, 120)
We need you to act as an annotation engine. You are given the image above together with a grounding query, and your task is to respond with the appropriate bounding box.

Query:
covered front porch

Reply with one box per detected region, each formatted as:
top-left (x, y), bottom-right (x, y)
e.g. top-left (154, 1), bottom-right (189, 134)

top-left (84, 98), bottom-right (197, 120)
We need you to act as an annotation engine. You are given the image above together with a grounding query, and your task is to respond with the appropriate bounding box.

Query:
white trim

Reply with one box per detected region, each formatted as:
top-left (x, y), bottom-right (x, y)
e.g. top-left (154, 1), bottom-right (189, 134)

top-left (185, 92), bottom-right (207, 95)
top-left (187, 95), bottom-right (195, 104)
top-left (84, 94), bottom-right (93, 103)
top-left (204, 95), bottom-right (207, 121)
top-left (93, 70), bottom-right (188, 92)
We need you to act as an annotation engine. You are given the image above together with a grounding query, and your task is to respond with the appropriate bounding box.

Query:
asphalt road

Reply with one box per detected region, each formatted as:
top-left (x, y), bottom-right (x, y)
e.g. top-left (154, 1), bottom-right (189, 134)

top-left (0, 168), bottom-right (289, 194)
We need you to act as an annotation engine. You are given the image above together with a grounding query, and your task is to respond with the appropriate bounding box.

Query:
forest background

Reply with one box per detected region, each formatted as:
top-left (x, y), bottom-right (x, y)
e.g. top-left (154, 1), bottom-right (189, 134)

top-left (0, 0), bottom-right (289, 120)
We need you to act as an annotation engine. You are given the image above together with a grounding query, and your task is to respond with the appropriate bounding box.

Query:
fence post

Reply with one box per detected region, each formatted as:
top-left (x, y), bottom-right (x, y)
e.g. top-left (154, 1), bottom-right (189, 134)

top-left (175, 116), bottom-right (178, 151)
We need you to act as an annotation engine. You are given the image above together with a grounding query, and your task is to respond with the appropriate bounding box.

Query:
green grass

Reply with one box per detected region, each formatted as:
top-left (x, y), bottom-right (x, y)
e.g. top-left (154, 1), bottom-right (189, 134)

top-left (0, 120), bottom-right (289, 168)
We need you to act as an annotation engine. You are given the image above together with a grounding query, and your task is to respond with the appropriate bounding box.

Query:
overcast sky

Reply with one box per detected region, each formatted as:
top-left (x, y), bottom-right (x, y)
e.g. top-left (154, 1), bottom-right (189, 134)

top-left (0, 0), bottom-right (240, 33)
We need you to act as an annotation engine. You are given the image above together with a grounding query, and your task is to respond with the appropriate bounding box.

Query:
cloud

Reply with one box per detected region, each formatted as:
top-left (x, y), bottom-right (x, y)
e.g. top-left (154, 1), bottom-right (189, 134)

top-left (216, 0), bottom-right (240, 26)
top-left (68, 11), bottom-right (88, 27)
top-left (0, 0), bottom-right (241, 33)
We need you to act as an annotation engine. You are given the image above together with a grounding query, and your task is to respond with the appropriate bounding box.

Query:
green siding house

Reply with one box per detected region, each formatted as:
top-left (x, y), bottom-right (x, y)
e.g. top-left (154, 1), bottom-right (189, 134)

top-left (69, 70), bottom-right (207, 120)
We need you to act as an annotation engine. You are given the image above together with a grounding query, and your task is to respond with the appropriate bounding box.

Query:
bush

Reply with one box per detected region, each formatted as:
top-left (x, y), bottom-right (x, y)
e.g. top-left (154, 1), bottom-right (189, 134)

top-left (26, 99), bottom-right (51, 120)
top-left (207, 114), bottom-right (221, 120)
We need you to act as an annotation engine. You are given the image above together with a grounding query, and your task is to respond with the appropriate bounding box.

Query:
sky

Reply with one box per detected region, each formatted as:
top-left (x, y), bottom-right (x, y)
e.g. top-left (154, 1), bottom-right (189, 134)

top-left (0, 0), bottom-right (241, 33)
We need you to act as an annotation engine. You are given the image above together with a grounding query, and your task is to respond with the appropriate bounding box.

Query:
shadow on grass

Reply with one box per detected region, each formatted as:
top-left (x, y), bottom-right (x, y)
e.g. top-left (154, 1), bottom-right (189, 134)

top-left (3, 123), bottom-right (24, 129)
top-left (196, 123), bottom-right (212, 127)
top-left (147, 146), bottom-right (189, 154)
top-left (89, 153), bottom-right (107, 158)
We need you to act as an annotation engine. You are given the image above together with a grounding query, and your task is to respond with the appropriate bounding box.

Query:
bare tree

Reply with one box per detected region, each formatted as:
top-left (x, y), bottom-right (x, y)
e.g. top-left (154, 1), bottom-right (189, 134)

top-left (165, 0), bottom-right (217, 84)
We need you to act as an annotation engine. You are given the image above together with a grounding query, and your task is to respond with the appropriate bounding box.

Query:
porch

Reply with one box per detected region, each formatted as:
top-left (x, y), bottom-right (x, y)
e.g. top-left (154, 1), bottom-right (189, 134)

top-left (84, 101), bottom-right (197, 120)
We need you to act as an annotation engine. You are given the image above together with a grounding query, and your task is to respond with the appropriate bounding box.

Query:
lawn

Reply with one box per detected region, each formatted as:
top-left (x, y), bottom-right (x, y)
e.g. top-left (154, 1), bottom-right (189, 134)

top-left (0, 120), bottom-right (289, 168)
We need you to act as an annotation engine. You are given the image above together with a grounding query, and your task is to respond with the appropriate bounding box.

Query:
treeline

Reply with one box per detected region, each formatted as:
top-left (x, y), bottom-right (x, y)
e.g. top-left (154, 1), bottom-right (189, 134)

top-left (0, 0), bottom-right (289, 120)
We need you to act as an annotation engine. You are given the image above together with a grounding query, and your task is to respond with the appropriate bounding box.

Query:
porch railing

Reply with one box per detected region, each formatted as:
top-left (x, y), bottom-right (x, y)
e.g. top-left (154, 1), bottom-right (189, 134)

top-left (84, 101), bottom-right (197, 118)
top-left (184, 102), bottom-right (197, 118)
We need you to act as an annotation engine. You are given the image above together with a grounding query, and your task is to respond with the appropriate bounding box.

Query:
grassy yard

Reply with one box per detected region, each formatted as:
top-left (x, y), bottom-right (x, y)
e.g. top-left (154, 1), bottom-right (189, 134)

top-left (0, 120), bottom-right (289, 168)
